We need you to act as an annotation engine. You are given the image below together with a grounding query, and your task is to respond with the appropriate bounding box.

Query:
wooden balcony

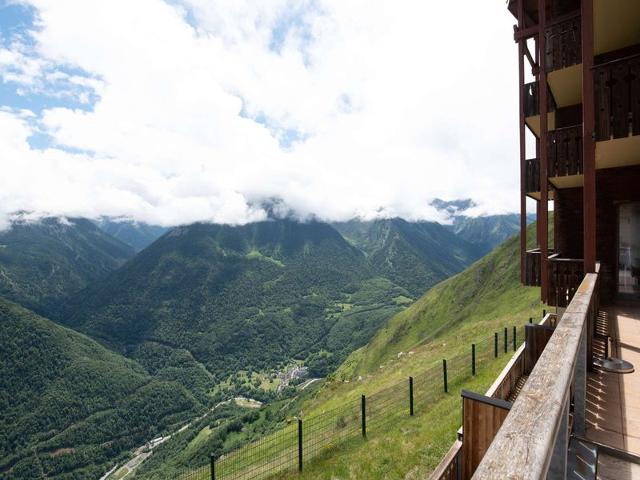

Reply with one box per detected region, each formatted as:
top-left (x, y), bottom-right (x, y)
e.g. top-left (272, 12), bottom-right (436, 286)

top-left (547, 125), bottom-right (583, 178)
top-left (594, 52), bottom-right (640, 141)
top-left (524, 249), bottom-right (543, 286)
top-left (548, 255), bottom-right (584, 307)
top-left (523, 81), bottom-right (557, 118)
top-left (524, 250), bottom-right (584, 307)
top-left (524, 158), bottom-right (540, 195)
top-left (545, 11), bottom-right (582, 73)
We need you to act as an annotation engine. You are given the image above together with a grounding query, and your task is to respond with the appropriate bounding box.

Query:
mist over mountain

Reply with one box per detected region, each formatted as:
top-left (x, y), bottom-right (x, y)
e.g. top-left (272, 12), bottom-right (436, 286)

top-left (95, 218), bottom-right (168, 252)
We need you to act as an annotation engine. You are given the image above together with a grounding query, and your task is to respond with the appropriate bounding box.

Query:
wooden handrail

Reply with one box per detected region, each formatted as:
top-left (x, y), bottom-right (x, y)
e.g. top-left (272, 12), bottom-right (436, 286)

top-left (472, 272), bottom-right (598, 479)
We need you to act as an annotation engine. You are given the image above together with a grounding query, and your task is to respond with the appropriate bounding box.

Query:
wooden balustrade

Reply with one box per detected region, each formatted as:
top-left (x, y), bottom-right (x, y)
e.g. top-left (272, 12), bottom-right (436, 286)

top-left (594, 53), bottom-right (640, 141)
top-left (549, 256), bottom-right (584, 307)
top-left (545, 12), bottom-right (581, 73)
top-left (429, 441), bottom-right (462, 480)
top-left (524, 249), bottom-right (542, 286)
top-left (547, 125), bottom-right (583, 178)
top-left (525, 158), bottom-right (540, 193)
top-left (523, 81), bottom-right (557, 118)
top-left (472, 271), bottom-right (599, 479)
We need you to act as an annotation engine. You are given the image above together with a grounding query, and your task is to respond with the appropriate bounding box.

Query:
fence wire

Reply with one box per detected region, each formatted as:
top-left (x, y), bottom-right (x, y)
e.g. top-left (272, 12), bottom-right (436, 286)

top-left (180, 319), bottom-right (537, 480)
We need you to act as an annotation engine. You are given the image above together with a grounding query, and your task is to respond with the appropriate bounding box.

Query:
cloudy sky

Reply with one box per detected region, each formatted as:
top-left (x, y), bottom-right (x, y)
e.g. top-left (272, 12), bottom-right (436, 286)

top-left (0, 0), bottom-right (523, 229)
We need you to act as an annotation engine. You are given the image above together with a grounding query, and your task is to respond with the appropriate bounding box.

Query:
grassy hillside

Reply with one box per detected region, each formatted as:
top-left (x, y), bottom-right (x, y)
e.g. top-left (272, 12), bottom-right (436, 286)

top-left (0, 217), bottom-right (134, 315)
top-left (145, 225), bottom-right (543, 479)
top-left (0, 298), bottom-right (203, 479)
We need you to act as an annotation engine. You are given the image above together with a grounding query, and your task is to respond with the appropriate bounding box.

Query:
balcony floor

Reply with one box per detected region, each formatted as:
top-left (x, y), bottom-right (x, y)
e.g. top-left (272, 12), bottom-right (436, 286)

top-left (586, 303), bottom-right (640, 459)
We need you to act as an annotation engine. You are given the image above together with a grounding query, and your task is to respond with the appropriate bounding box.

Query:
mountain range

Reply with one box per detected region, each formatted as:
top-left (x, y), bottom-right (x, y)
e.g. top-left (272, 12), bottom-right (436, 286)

top-left (0, 207), bottom-right (528, 478)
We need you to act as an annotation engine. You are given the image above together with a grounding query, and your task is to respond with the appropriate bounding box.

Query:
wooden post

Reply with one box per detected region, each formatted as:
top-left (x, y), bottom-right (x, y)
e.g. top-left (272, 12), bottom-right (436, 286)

top-left (409, 377), bottom-right (414, 416)
top-left (538, 0), bottom-right (549, 303)
top-left (518, 0), bottom-right (527, 284)
top-left (504, 327), bottom-right (508, 353)
top-left (297, 417), bottom-right (303, 472)
top-left (443, 359), bottom-right (448, 393)
top-left (361, 395), bottom-right (366, 438)
top-left (472, 344), bottom-right (476, 376)
top-left (582, 0), bottom-right (596, 274)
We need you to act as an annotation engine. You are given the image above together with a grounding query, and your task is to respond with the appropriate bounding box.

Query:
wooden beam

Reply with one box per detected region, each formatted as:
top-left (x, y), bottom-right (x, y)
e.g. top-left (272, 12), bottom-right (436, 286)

top-left (514, 24), bottom-right (539, 42)
top-left (518, 0), bottom-right (527, 284)
top-left (524, 43), bottom-right (539, 75)
top-left (582, 0), bottom-right (596, 273)
top-left (538, 0), bottom-right (549, 303)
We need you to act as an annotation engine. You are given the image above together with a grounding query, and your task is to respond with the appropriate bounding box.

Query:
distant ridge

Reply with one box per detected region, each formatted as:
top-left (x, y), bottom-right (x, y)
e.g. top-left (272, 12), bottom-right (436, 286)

top-left (0, 217), bottom-right (134, 315)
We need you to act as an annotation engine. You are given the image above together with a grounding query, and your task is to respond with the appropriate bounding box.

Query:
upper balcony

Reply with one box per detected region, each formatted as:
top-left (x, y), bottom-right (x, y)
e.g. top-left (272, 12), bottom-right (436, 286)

top-left (524, 249), bottom-right (583, 307)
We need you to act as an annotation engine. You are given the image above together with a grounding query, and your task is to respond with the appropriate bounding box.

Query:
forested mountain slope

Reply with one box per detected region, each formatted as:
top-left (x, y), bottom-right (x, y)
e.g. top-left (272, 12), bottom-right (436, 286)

top-left (333, 218), bottom-right (481, 296)
top-left (60, 220), bottom-right (415, 381)
top-left (0, 298), bottom-right (202, 479)
top-left (0, 217), bottom-right (134, 315)
top-left (139, 225), bottom-right (543, 479)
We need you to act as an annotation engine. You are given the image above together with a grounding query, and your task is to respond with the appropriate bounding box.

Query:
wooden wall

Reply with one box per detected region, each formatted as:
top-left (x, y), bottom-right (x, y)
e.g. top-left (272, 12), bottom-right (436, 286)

top-left (553, 165), bottom-right (640, 304)
top-left (555, 186), bottom-right (583, 258)
top-left (461, 391), bottom-right (511, 480)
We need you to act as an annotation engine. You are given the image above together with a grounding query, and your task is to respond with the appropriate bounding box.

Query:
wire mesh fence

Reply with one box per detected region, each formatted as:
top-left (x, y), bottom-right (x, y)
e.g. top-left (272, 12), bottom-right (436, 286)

top-left (181, 318), bottom-right (537, 480)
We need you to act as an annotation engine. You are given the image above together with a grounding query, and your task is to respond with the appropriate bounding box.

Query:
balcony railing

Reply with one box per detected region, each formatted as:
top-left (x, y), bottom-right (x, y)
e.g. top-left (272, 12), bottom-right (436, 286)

top-left (524, 249), bottom-right (543, 286)
top-left (549, 255), bottom-right (584, 307)
top-left (473, 270), bottom-right (599, 479)
top-left (525, 158), bottom-right (540, 193)
top-left (545, 11), bottom-right (582, 73)
top-left (594, 53), bottom-right (640, 141)
top-left (523, 81), bottom-right (557, 118)
top-left (547, 125), bottom-right (583, 178)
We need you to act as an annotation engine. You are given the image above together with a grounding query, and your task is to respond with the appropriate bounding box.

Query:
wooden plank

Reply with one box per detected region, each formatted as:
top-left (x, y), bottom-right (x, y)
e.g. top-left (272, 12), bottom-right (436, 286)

top-left (611, 62), bottom-right (630, 139)
top-left (630, 57), bottom-right (640, 136)
top-left (461, 392), bottom-right (511, 480)
top-left (594, 66), bottom-right (610, 141)
top-left (428, 440), bottom-right (462, 480)
top-left (524, 324), bottom-right (555, 374)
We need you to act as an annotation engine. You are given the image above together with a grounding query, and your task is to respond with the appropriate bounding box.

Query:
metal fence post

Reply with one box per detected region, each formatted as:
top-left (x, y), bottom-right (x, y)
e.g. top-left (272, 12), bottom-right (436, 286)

top-left (409, 376), bottom-right (414, 416)
top-left (210, 454), bottom-right (215, 480)
top-left (298, 417), bottom-right (303, 472)
top-left (471, 344), bottom-right (476, 376)
top-left (513, 326), bottom-right (517, 351)
top-left (543, 308), bottom-right (546, 318)
top-left (494, 332), bottom-right (498, 358)
top-left (361, 395), bottom-right (366, 438)
top-left (443, 359), bottom-right (448, 393)
top-left (529, 316), bottom-right (533, 324)
top-left (504, 327), bottom-right (508, 353)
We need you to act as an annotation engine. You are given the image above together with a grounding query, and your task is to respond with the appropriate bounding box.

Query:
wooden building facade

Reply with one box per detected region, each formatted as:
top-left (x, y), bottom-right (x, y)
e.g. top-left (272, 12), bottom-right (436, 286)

top-left (516, 0), bottom-right (640, 308)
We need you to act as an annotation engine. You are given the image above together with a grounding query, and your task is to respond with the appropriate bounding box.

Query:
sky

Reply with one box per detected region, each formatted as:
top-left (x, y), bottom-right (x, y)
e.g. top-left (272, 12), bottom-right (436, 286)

top-left (0, 0), bottom-right (523, 229)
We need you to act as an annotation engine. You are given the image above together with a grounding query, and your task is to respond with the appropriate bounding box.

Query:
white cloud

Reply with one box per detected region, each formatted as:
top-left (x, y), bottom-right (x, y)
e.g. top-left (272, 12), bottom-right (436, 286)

top-left (0, 0), bottom-right (522, 227)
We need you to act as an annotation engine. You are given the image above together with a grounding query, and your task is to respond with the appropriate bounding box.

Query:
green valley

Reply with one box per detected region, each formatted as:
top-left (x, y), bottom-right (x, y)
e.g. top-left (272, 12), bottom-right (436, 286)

top-left (145, 224), bottom-right (542, 479)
